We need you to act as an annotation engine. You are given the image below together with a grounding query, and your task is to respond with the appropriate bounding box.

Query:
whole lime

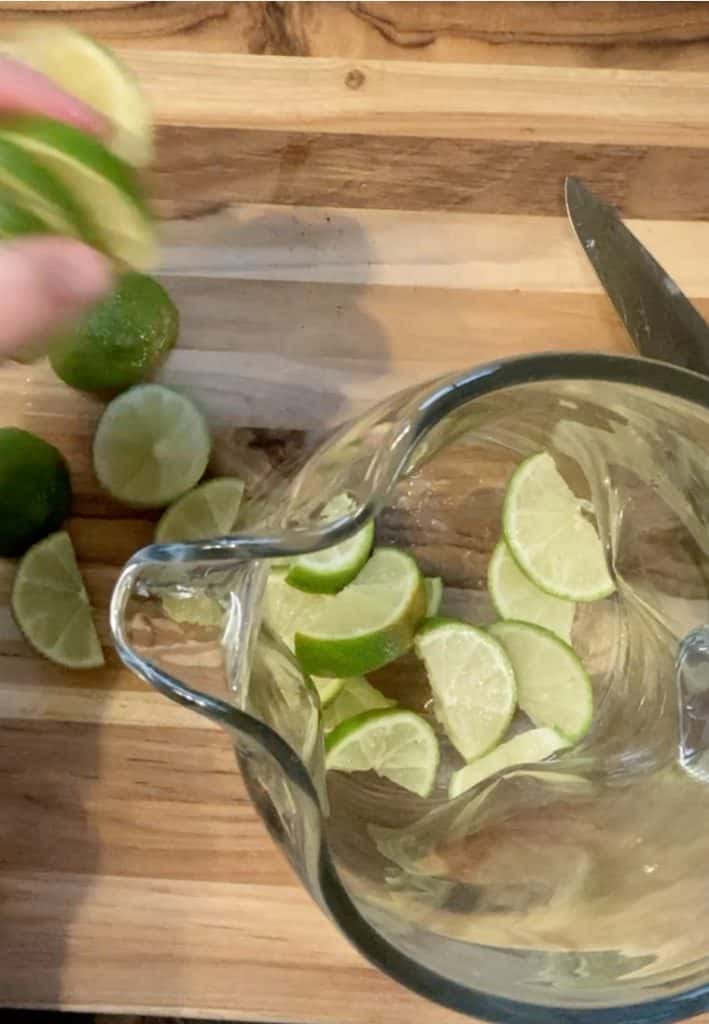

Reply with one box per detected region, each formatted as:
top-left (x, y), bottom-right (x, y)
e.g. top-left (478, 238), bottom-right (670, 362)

top-left (0, 427), bottom-right (72, 556)
top-left (49, 272), bottom-right (178, 393)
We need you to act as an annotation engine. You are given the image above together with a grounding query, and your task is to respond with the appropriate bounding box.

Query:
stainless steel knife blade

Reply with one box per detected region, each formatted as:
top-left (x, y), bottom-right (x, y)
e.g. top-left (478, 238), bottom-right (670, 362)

top-left (565, 176), bottom-right (709, 377)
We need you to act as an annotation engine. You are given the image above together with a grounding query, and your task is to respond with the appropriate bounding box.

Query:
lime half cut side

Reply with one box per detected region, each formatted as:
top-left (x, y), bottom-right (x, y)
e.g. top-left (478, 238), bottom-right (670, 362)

top-left (414, 618), bottom-right (517, 761)
top-left (295, 547), bottom-right (426, 678)
top-left (12, 530), bottom-right (103, 669)
top-left (488, 619), bottom-right (593, 742)
top-left (448, 727), bottom-right (569, 798)
top-left (503, 451), bottom-right (614, 602)
top-left (326, 707), bottom-right (439, 798)
top-left (488, 539), bottom-right (575, 643)
top-left (93, 384), bottom-right (211, 507)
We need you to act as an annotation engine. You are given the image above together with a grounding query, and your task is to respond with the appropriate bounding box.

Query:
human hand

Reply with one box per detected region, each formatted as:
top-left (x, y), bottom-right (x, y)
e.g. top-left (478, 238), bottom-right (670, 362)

top-left (0, 55), bottom-right (112, 355)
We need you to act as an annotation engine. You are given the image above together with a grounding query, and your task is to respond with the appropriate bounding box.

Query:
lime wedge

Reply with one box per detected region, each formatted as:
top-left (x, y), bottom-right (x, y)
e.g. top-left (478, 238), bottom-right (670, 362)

top-left (160, 593), bottom-right (225, 628)
top-left (156, 477), bottom-right (245, 543)
top-left (12, 530), bottom-right (103, 668)
top-left (15, 24), bottom-right (152, 166)
top-left (322, 675), bottom-right (395, 734)
top-left (0, 116), bottom-right (155, 268)
top-left (326, 707), bottom-right (439, 798)
top-left (262, 571), bottom-right (344, 707)
top-left (0, 195), bottom-right (51, 237)
top-left (503, 451), bottom-right (614, 602)
top-left (488, 539), bottom-right (575, 643)
top-left (93, 384), bottom-right (211, 507)
top-left (0, 134), bottom-right (93, 239)
top-left (424, 576), bottom-right (443, 617)
top-left (488, 620), bottom-right (593, 742)
top-left (286, 493), bottom-right (374, 594)
top-left (295, 547), bottom-right (426, 677)
top-left (415, 618), bottom-right (516, 761)
top-left (448, 727), bottom-right (569, 798)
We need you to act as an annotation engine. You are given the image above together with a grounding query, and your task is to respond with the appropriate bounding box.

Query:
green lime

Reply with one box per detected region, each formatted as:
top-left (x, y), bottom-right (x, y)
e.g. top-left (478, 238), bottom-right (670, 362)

top-left (488, 539), bottom-right (575, 643)
top-left (326, 707), bottom-right (439, 798)
top-left (295, 547), bottom-right (426, 678)
top-left (92, 384), bottom-right (211, 507)
top-left (14, 24), bottom-right (152, 166)
top-left (503, 451), bottom-right (615, 602)
top-left (12, 530), bottom-right (103, 668)
top-left (155, 477), bottom-right (244, 543)
top-left (424, 576), bottom-right (443, 617)
top-left (414, 617), bottom-right (517, 761)
top-left (0, 195), bottom-right (51, 237)
top-left (161, 593), bottom-right (225, 628)
top-left (0, 134), bottom-right (93, 240)
top-left (0, 116), bottom-right (155, 268)
top-left (488, 620), bottom-right (593, 742)
top-left (322, 675), bottom-right (395, 734)
top-left (49, 273), bottom-right (178, 393)
top-left (0, 427), bottom-right (71, 556)
top-left (448, 727), bottom-right (569, 799)
top-left (286, 493), bottom-right (374, 594)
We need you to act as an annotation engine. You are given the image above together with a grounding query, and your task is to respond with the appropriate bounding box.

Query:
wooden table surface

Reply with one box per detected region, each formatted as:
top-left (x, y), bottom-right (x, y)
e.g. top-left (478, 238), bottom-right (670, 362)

top-left (2, 3), bottom-right (709, 1022)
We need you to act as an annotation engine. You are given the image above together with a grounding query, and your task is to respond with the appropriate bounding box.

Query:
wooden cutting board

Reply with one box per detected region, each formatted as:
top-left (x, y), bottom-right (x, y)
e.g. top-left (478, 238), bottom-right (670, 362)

top-left (2, 4), bottom-right (709, 1022)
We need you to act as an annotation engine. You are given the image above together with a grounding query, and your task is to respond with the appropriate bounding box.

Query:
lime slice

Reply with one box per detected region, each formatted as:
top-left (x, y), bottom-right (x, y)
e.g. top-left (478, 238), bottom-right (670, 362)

top-left (488, 539), bottom-right (575, 643)
top-left (488, 620), bottom-right (593, 742)
top-left (424, 576), bottom-right (443, 617)
top-left (448, 726), bottom-right (569, 798)
top-left (295, 547), bottom-right (426, 678)
top-left (0, 195), bottom-right (51, 237)
top-left (93, 384), bottom-right (211, 507)
top-left (14, 24), bottom-right (152, 166)
top-left (49, 272), bottom-right (178, 394)
top-left (503, 451), bottom-right (614, 602)
top-left (414, 618), bottom-right (517, 761)
top-left (12, 530), bottom-right (103, 668)
top-left (326, 707), bottom-right (439, 797)
top-left (322, 675), bottom-right (395, 734)
top-left (0, 116), bottom-right (155, 268)
top-left (286, 493), bottom-right (374, 594)
top-left (0, 134), bottom-right (92, 239)
top-left (156, 477), bottom-right (245, 543)
top-left (0, 427), bottom-right (71, 556)
top-left (262, 571), bottom-right (344, 706)
top-left (160, 593), bottom-right (225, 628)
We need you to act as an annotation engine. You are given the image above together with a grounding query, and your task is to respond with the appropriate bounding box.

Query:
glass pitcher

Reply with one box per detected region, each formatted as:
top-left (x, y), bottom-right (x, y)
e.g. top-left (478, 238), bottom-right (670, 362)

top-left (110, 351), bottom-right (709, 1024)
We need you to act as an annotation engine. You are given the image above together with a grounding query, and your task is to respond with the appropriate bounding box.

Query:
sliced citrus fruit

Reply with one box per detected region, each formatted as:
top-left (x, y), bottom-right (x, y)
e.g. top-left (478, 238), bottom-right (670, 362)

top-left (295, 547), bottom-right (425, 677)
top-left (488, 619), bottom-right (593, 742)
top-left (414, 618), bottom-right (517, 761)
top-left (488, 539), bottom-right (575, 643)
top-left (326, 707), bottom-right (439, 797)
top-left (0, 134), bottom-right (92, 239)
top-left (503, 451), bottom-right (614, 602)
top-left (156, 477), bottom-right (245, 543)
top-left (424, 576), bottom-right (443, 617)
top-left (286, 493), bottom-right (374, 594)
top-left (448, 726), bottom-right (569, 798)
top-left (12, 530), bottom-right (103, 668)
top-left (322, 675), bottom-right (395, 734)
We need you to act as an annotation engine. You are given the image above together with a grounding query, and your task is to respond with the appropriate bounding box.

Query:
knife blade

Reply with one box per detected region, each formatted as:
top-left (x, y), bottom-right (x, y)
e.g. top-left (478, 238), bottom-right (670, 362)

top-left (565, 176), bottom-right (709, 377)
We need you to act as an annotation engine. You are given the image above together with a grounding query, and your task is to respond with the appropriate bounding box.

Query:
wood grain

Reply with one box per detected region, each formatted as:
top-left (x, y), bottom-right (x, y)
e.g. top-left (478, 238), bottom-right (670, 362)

top-left (1, 4), bottom-right (708, 1024)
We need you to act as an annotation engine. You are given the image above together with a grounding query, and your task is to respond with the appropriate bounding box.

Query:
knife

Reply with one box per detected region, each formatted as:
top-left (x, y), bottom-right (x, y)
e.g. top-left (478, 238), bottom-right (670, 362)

top-left (564, 176), bottom-right (709, 377)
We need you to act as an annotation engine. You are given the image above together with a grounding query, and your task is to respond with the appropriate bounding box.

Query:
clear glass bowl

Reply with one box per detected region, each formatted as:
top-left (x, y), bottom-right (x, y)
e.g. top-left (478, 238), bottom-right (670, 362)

top-left (111, 351), bottom-right (709, 1023)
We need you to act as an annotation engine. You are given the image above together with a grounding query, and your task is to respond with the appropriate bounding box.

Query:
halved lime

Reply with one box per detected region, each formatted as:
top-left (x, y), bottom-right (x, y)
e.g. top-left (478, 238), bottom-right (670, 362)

top-left (156, 477), bottom-right (245, 543)
top-left (424, 576), bottom-right (443, 617)
top-left (0, 427), bottom-right (72, 556)
top-left (286, 493), bottom-right (374, 594)
top-left (326, 707), bottom-right (439, 797)
top-left (0, 134), bottom-right (92, 239)
top-left (488, 539), bottom-right (575, 643)
top-left (448, 726), bottom-right (569, 798)
top-left (262, 571), bottom-right (344, 706)
top-left (93, 384), bottom-right (211, 507)
top-left (12, 530), bottom-right (103, 668)
top-left (295, 547), bottom-right (426, 677)
top-left (488, 620), bottom-right (593, 742)
top-left (503, 451), bottom-right (614, 602)
top-left (414, 618), bottom-right (517, 761)
top-left (322, 675), bottom-right (395, 734)
top-left (49, 272), bottom-right (178, 394)
top-left (14, 24), bottom-right (152, 166)
top-left (0, 116), bottom-right (155, 268)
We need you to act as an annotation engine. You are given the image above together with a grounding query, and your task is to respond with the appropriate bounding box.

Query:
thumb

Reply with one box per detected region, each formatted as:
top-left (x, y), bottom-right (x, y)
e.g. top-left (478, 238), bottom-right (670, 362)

top-left (0, 236), bottom-right (112, 356)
